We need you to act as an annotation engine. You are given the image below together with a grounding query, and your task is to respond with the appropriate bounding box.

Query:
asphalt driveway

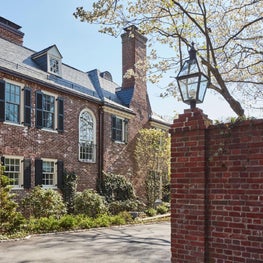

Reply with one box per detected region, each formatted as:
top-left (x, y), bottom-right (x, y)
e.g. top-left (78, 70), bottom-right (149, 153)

top-left (0, 221), bottom-right (171, 263)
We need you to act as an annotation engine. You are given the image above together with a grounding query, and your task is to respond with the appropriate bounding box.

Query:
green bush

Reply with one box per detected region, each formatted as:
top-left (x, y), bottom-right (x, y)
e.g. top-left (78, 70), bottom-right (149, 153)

top-left (61, 170), bottom-right (77, 214)
top-left (108, 200), bottom-right (145, 215)
top-left (156, 204), bottom-right (169, 214)
top-left (0, 168), bottom-right (25, 234)
top-left (59, 214), bottom-right (78, 230)
top-left (117, 211), bottom-right (133, 223)
top-left (27, 216), bottom-right (59, 233)
top-left (145, 208), bottom-right (157, 217)
top-left (102, 172), bottom-right (135, 202)
top-left (74, 189), bottom-right (107, 217)
top-left (21, 186), bottom-right (67, 219)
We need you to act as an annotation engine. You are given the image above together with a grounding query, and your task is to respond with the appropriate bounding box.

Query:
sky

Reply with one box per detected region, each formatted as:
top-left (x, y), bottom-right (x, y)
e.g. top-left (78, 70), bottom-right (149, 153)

top-left (1, 0), bottom-right (259, 122)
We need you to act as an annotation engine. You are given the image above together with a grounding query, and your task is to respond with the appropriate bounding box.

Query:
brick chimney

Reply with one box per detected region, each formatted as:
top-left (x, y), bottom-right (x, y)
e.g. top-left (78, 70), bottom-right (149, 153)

top-left (121, 25), bottom-right (147, 88)
top-left (0, 17), bottom-right (24, 45)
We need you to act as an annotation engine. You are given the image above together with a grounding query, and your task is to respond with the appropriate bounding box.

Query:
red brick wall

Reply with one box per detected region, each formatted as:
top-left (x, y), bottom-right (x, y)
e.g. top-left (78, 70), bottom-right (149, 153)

top-left (0, 73), bottom-right (99, 192)
top-left (170, 108), bottom-right (263, 263)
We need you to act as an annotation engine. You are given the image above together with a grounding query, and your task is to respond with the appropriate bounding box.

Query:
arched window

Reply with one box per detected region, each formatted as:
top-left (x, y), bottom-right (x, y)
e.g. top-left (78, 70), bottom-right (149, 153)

top-left (79, 110), bottom-right (96, 162)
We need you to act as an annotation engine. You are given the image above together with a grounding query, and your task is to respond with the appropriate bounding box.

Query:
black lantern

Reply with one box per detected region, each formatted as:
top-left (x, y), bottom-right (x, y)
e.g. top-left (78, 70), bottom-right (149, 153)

top-left (176, 43), bottom-right (208, 109)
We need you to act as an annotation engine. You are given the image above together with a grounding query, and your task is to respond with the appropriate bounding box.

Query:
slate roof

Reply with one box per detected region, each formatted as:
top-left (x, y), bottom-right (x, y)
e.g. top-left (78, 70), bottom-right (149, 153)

top-left (0, 35), bottom-right (171, 127)
top-left (0, 37), bottom-right (131, 111)
top-left (116, 87), bottom-right (134, 107)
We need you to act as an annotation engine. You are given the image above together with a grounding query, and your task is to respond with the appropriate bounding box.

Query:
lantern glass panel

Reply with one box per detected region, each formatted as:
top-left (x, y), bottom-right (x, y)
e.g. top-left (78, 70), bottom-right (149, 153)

top-left (178, 60), bottom-right (198, 77)
top-left (178, 76), bottom-right (199, 103)
top-left (197, 75), bottom-right (208, 102)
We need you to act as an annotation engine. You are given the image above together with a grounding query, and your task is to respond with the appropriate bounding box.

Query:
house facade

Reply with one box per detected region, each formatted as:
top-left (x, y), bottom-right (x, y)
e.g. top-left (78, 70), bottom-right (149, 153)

top-left (0, 17), bottom-right (169, 198)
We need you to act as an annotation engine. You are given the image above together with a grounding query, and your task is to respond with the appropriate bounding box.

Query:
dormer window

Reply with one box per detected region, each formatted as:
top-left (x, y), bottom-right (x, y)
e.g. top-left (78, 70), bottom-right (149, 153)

top-left (32, 45), bottom-right (62, 77)
top-left (49, 57), bottom-right (60, 74)
top-left (49, 55), bottom-right (61, 76)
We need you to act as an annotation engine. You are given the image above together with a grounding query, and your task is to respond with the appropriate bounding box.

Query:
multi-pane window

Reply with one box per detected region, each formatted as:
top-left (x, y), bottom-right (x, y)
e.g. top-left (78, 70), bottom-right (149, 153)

top-left (5, 82), bottom-right (20, 123)
top-left (3, 157), bottom-right (22, 188)
top-left (0, 80), bottom-right (32, 126)
top-left (35, 159), bottom-right (63, 189)
top-left (35, 91), bottom-right (64, 132)
top-left (112, 115), bottom-right (128, 143)
top-left (42, 94), bottom-right (55, 129)
top-left (79, 110), bottom-right (96, 162)
top-left (42, 160), bottom-right (55, 186)
top-left (49, 57), bottom-right (60, 74)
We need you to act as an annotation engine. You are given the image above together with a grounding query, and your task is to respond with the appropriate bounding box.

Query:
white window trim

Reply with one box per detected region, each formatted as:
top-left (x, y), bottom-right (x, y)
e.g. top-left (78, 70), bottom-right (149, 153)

top-left (48, 54), bottom-right (62, 77)
top-left (3, 155), bottom-right (24, 189)
top-left (3, 79), bottom-right (25, 127)
top-left (78, 108), bottom-right (96, 163)
top-left (41, 158), bottom-right (58, 189)
top-left (113, 116), bottom-right (127, 143)
top-left (40, 90), bottom-right (58, 133)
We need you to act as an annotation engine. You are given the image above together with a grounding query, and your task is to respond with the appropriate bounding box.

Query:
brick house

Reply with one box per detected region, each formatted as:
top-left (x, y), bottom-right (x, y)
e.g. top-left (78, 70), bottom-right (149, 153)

top-left (0, 17), bottom-right (170, 198)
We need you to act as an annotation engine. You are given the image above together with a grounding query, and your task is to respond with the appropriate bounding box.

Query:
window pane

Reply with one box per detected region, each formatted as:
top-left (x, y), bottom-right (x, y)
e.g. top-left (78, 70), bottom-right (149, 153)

top-left (112, 116), bottom-right (124, 142)
top-left (5, 83), bottom-right (20, 123)
top-left (42, 161), bottom-right (54, 186)
top-left (79, 111), bottom-right (95, 161)
top-left (42, 94), bottom-right (55, 129)
top-left (4, 158), bottom-right (20, 186)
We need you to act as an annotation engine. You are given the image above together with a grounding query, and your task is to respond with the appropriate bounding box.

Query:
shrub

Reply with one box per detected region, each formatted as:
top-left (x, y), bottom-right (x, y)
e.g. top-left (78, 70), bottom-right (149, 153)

top-left (59, 215), bottom-right (78, 230)
top-left (156, 204), bottom-right (169, 214)
top-left (117, 211), bottom-right (133, 223)
top-left (145, 208), bottom-right (157, 217)
top-left (74, 189), bottom-right (107, 217)
top-left (0, 168), bottom-right (25, 234)
top-left (21, 186), bottom-right (67, 219)
top-left (27, 216), bottom-right (60, 233)
top-left (102, 172), bottom-right (135, 202)
top-left (61, 170), bottom-right (77, 214)
top-left (108, 200), bottom-right (145, 215)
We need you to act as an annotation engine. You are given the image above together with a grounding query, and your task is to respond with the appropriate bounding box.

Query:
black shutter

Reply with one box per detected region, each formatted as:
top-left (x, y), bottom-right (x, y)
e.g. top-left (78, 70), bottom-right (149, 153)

top-left (23, 159), bottom-right (31, 189)
top-left (1, 156), bottom-right (5, 166)
top-left (124, 119), bottom-right (128, 143)
top-left (0, 80), bottom-right (5, 122)
top-left (111, 115), bottom-right (116, 141)
top-left (57, 97), bottom-right (64, 132)
top-left (57, 160), bottom-right (64, 189)
top-left (35, 159), bottom-right (43, 186)
top-left (24, 87), bottom-right (31, 127)
top-left (35, 91), bottom-right (43, 128)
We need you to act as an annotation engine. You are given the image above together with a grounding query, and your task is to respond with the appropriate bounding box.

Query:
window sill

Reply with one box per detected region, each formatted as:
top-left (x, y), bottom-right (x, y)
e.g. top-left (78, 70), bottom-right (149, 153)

top-left (42, 186), bottom-right (58, 189)
top-left (10, 187), bottom-right (24, 190)
top-left (3, 121), bottom-right (23, 127)
top-left (79, 159), bottom-right (96, 164)
top-left (113, 140), bottom-right (126, 144)
top-left (40, 128), bottom-right (58, 133)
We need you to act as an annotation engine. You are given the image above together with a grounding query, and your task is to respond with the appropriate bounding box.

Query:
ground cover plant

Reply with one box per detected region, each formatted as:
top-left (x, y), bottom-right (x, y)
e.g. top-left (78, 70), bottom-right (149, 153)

top-left (0, 170), bottom-right (170, 240)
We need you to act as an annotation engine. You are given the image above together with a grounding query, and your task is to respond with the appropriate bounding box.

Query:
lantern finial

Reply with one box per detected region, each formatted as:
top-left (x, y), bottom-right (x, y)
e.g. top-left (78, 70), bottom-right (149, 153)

top-left (189, 42), bottom-right (197, 60)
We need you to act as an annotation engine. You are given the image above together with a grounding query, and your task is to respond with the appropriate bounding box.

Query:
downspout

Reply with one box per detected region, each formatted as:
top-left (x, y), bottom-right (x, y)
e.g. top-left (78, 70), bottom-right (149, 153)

top-left (97, 106), bottom-right (104, 193)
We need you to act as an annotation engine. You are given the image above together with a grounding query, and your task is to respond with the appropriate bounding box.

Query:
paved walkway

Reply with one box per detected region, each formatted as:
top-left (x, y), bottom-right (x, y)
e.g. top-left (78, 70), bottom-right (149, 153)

top-left (0, 222), bottom-right (171, 263)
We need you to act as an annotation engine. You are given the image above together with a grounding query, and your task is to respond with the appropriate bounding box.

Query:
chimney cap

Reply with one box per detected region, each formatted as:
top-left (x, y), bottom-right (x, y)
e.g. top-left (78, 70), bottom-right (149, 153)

top-left (0, 17), bottom-right (21, 30)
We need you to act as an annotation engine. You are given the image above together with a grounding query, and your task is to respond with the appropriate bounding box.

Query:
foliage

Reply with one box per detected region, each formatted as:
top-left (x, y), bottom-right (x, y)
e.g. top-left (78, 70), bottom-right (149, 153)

top-left (135, 129), bottom-right (170, 206)
top-left (0, 166), bottom-right (25, 234)
top-left (101, 172), bottom-right (136, 202)
top-left (23, 213), bottom-right (130, 235)
top-left (21, 186), bottom-right (67, 219)
top-left (74, 0), bottom-right (263, 116)
top-left (108, 200), bottom-right (145, 215)
top-left (145, 208), bottom-right (157, 217)
top-left (61, 170), bottom-right (77, 214)
top-left (73, 189), bottom-right (108, 217)
top-left (156, 204), bottom-right (169, 215)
